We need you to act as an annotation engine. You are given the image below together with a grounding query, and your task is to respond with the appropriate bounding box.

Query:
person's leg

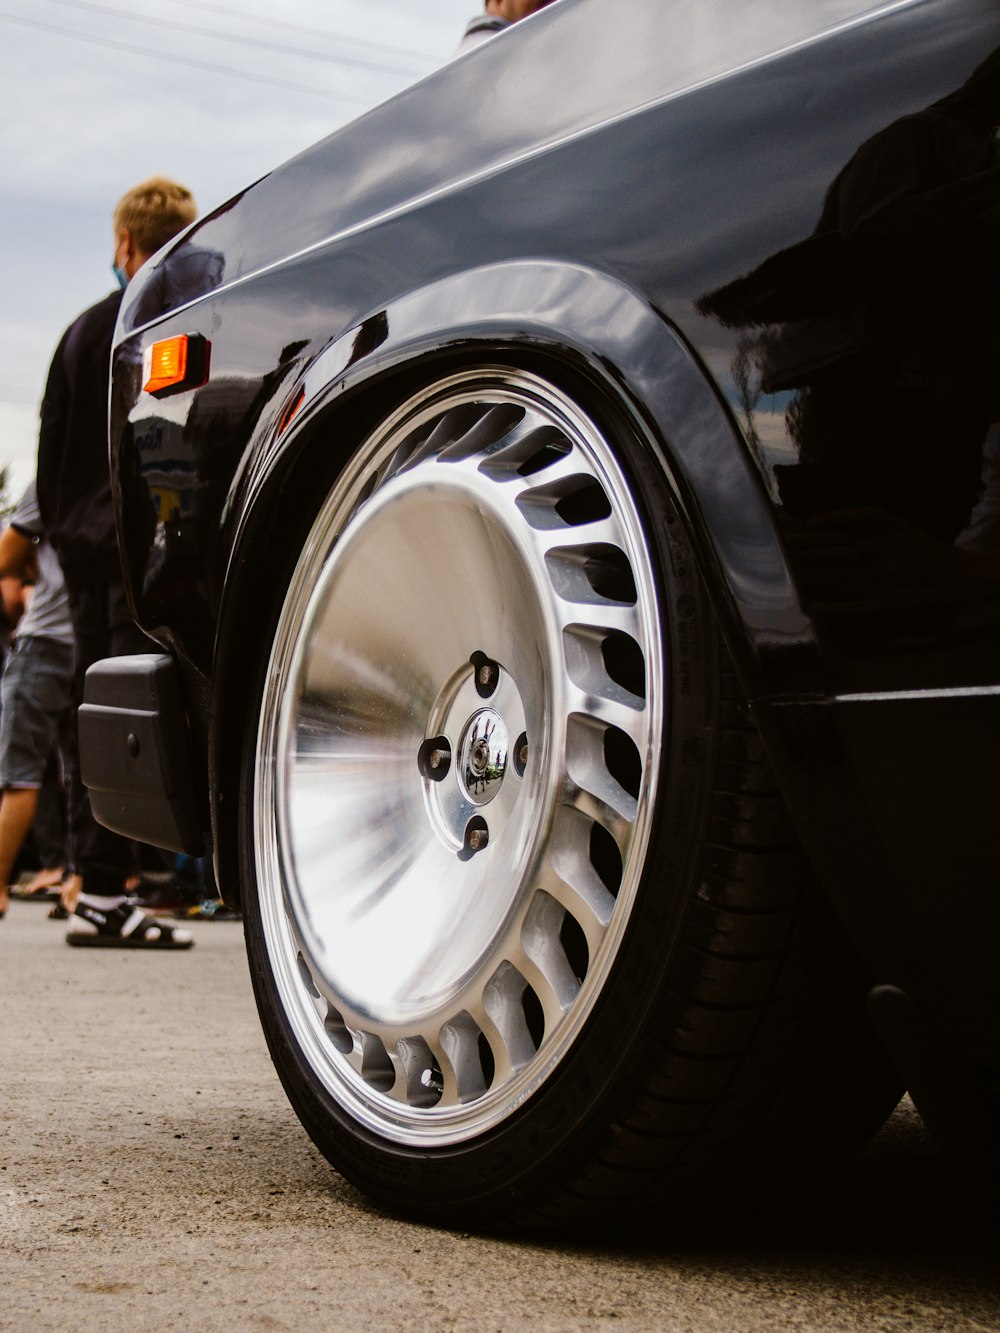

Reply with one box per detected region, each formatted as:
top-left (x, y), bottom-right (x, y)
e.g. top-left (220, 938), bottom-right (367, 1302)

top-left (66, 583), bottom-right (138, 895)
top-left (0, 635), bottom-right (75, 915)
top-left (0, 788), bottom-right (41, 915)
top-left (33, 693), bottom-right (78, 910)
top-left (32, 748), bottom-right (68, 873)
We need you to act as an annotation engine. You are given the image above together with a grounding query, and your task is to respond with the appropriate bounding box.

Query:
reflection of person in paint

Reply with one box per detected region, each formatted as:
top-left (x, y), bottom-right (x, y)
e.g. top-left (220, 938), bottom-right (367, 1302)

top-left (698, 48), bottom-right (1000, 600)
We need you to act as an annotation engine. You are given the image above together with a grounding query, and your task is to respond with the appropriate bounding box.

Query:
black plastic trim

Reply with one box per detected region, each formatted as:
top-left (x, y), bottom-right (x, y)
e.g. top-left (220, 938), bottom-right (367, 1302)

top-left (79, 653), bottom-right (204, 855)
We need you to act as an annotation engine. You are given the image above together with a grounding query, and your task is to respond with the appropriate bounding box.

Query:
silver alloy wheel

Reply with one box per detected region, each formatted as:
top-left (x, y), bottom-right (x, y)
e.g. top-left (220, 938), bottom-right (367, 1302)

top-left (254, 370), bottom-right (663, 1146)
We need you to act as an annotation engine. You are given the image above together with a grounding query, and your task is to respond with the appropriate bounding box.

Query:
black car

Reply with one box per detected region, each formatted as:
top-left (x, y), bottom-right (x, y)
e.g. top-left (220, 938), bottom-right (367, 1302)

top-left (82, 0), bottom-right (1000, 1228)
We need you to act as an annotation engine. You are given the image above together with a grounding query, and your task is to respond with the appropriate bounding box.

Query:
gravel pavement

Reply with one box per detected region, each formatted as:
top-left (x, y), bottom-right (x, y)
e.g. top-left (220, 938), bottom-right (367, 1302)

top-left (2, 897), bottom-right (997, 1332)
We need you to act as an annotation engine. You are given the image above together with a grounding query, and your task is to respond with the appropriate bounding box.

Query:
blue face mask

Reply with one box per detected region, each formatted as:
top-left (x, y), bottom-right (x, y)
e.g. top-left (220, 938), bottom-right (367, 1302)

top-left (112, 262), bottom-right (128, 290)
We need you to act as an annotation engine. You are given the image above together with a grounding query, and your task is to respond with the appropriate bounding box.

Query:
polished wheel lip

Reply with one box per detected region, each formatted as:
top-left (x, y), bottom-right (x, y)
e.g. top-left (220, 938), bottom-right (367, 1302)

top-left (254, 368), bottom-right (664, 1146)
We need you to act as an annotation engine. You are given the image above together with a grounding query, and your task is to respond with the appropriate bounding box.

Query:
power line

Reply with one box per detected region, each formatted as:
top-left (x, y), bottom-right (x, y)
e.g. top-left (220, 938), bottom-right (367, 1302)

top-left (41, 0), bottom-right (433, 78)
top-left (168, 0), bottom-right (442, 68)
top-left (0, 189), bottom-right (107, 217)
top-left (0, 11), bottom-right (378, 102)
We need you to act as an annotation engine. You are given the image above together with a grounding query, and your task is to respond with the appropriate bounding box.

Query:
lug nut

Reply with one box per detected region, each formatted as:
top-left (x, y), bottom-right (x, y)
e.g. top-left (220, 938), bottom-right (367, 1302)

top-left (419, 736), bottom-right (451, 780)
top-left (512, 730), bottom-right (529, 778)
top-left (472, 653), bottom-right (501, 699)
top-left (467, 827), bottom-right (489, 853)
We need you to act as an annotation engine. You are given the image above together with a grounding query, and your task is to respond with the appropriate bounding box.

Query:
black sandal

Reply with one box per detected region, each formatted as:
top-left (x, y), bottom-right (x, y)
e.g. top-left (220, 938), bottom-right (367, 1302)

top-left (66, 902), bottom-right (194, 949)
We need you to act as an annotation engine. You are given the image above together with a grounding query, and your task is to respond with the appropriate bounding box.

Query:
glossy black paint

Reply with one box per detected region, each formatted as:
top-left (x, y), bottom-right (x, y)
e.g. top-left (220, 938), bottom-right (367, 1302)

top-left (108, 0), bottom-right (1000, 1109)
top-left (116, 0), bottom-right (1000, 688)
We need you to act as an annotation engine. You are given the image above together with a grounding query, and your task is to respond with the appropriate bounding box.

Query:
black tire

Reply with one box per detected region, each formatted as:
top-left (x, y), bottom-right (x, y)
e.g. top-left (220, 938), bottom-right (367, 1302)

top-left (239, 368), bottom-right (899, 1231)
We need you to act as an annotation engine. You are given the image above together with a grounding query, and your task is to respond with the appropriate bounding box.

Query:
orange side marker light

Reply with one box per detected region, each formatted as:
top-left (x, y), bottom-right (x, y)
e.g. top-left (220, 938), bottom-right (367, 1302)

top-left (142, 334), bottom-right (210, 397)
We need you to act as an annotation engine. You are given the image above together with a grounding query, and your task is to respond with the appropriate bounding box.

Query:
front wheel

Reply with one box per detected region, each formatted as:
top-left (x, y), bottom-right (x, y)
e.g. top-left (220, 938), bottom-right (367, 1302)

top-left (240, 368), bottom-right (898, 1230)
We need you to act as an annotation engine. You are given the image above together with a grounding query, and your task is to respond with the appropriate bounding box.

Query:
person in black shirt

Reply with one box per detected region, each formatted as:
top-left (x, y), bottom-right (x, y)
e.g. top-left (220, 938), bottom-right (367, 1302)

top-left (37, 176), bottom-right (198, 948)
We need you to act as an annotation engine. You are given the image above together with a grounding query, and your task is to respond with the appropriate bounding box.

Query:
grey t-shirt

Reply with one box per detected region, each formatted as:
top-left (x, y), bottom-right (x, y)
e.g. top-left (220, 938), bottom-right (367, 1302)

top-left (10, 480), bottom-right (74, 646)
top-left (458, 15), bottom-right (509, 49)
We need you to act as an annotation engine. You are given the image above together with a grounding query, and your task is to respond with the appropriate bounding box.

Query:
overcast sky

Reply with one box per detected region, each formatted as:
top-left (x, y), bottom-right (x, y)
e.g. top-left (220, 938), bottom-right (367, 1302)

top-left (0, 0), bottom-right (476, 504)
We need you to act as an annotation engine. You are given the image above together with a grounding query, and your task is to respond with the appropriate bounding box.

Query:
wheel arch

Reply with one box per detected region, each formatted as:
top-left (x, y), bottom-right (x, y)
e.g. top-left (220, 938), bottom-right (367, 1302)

top-left (209, 259), bottom-right (822, 906)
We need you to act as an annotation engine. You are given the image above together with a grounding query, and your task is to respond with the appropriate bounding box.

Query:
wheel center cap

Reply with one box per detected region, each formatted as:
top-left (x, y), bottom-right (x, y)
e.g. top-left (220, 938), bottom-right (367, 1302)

top-left (459, 709), bottom-right (508, 806)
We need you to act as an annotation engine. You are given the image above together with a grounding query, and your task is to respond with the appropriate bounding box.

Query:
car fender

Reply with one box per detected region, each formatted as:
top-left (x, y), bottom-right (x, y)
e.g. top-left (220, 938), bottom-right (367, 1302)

top-left (221, 259), bottom-right (822, 706)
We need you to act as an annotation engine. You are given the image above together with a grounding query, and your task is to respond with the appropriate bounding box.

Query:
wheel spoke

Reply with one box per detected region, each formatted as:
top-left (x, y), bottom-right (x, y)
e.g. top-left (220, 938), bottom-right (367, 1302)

top-left (562, 623), bottom-right (646, 712)
top-left (521, 891), bottom-right (582, 1015)
top-left (439, 1012), bottom-right (490, 1104)
top-left (482, 960), bottom-right (541, 1072)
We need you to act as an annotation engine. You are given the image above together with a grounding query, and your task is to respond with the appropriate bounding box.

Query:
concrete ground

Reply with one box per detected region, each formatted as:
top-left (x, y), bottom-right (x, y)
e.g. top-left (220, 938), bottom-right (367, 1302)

top-left (1, 896), bottom-right (997, 1332)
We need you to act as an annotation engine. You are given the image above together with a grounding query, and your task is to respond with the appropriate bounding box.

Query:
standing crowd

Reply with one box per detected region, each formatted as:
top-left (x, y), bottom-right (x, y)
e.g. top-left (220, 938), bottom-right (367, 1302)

top-left (0, 178), bottom-right (200, 947)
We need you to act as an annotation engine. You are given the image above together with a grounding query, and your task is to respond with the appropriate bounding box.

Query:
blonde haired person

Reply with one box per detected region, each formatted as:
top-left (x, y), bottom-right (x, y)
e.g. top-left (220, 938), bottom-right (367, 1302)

top-left (112, 176), bottom-right (197, 276)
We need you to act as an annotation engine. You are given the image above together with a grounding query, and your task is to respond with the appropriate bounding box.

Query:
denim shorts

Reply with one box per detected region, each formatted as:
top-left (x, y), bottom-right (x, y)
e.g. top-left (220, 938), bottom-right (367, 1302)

top-left (0, 635), bottom-right (75, 788)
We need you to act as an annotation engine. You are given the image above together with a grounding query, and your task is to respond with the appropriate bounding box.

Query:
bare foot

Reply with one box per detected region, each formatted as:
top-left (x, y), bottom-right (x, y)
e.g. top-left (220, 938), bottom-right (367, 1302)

top-left (0, 884), bottom-right (8, 918)
top-left (22, 866), bottom-right (65, 895)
